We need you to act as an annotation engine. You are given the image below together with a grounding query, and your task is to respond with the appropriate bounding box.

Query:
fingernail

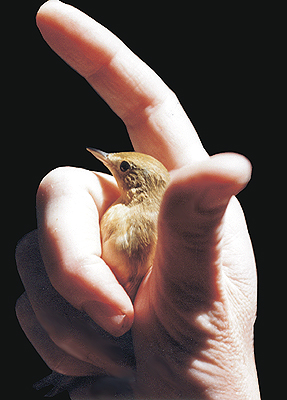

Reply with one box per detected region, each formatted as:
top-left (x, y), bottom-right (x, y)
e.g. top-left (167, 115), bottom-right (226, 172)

top-left (82, 301), bottom-right (131, 337)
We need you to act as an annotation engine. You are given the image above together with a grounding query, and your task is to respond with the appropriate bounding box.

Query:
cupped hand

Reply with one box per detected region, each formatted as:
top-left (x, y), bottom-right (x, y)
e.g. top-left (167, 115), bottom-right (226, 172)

top-left (16, 172), bottom-right (135, 379)
top-left (16, 1), bottom-right (260, 399)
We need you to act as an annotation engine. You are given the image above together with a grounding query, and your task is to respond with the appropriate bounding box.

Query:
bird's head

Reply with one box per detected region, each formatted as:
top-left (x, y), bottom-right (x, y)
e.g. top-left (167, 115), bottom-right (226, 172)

top-left (87, 148), bottom-right (170, 204)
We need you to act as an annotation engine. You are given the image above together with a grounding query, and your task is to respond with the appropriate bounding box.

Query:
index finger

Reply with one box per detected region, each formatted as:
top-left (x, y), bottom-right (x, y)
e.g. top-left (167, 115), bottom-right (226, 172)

top-left (36, 166), bottom-right (134, 336)
top-left (36, 1), bottom-right (208, 169)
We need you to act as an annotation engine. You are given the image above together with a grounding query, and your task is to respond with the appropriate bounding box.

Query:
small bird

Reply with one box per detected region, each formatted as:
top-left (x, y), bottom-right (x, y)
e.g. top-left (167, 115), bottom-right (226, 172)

top-left (87, 148), bottom-right (170, 300)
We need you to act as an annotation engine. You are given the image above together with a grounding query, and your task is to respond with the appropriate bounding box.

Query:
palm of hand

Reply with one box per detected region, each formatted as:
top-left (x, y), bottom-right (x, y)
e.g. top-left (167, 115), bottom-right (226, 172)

top-left (131, 158), bottom-right (257, 399)
top-left (133, 193), bottom-right (257, 399)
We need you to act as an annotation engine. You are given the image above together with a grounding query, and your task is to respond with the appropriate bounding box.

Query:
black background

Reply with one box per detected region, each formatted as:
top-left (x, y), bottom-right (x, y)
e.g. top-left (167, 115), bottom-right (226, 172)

top-left (5, 1), bottom-right (282, 398)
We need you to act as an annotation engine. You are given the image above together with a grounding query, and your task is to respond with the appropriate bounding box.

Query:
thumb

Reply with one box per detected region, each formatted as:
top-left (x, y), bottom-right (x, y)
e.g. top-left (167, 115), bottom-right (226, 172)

top-left (152, 152), bottom-right (252, 307)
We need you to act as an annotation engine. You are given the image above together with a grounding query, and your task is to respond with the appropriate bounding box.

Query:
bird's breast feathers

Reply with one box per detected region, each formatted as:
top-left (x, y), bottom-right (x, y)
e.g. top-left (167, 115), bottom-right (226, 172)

top-left (100, 203), bottom-right (158, 294)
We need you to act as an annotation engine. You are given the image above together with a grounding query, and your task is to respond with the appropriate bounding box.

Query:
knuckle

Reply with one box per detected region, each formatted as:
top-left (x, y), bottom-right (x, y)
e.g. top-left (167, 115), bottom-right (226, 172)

top-left (15, 292), bottom-right (29, 321)
top-left (36, 308), bottom-right (73, 348)
top-left (15, 230), bottom-right (38, 275)
top-left (36, 166), bottom-right (75, 200)
top-left (15, 294), bottom-right (95, 375)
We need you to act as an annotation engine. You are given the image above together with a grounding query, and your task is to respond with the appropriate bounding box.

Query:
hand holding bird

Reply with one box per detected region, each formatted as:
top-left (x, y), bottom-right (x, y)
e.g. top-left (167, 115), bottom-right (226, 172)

top-left (16, 2), bottom-right (260, 399)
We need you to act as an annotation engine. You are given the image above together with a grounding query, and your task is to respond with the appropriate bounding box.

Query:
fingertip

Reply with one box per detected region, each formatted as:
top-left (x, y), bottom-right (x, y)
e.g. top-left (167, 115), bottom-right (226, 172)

top-left (82, 299), bottom-right (134, 337)
top-left (36, 1), bottom-right (73, 49)
top-left (210, 152), bottom-right (252, 192)
top-left (161, 152), bottom-right (253, 229)
top-left (168, 152), bottom-right (252, 199)
top-left (36, 0), bottom-right (59, 27)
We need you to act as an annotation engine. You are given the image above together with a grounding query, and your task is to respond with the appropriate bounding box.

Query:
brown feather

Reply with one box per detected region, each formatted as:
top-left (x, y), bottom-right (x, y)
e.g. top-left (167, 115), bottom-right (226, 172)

top-left (87, 149), bottom-right (170, 300)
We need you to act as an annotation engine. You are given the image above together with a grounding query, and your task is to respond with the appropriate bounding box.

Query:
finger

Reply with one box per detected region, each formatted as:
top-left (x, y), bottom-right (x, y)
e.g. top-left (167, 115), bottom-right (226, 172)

top-left (151, 153), bottom-right (252, 310)
top-left (16, 229), bottom-right (134, 377)
top-left (16, 292), bottom-right (101, 376)
top-left (36, 1), bottom-right (208, 169)
top-left (35, 167), bottom-right (134, 336)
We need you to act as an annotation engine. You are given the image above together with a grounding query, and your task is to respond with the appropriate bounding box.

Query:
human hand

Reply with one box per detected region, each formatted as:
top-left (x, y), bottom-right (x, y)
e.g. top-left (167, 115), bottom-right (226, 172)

top-left (16, 1), bottom-right (260, 399)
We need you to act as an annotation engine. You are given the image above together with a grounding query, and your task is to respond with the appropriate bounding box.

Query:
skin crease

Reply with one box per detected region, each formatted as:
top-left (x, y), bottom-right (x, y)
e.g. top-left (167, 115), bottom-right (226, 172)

top-left (15, 1), bottom-right (261, 399)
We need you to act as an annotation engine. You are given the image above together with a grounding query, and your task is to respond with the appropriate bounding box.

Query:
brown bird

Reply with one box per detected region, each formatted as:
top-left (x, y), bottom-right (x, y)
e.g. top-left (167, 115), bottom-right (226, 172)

top-left (87, 148), bottom-right (170, 300)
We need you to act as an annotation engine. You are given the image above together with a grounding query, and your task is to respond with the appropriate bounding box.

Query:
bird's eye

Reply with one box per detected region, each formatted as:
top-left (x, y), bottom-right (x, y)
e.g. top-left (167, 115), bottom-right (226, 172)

top-left (120, 161), bottom-right (131, 172)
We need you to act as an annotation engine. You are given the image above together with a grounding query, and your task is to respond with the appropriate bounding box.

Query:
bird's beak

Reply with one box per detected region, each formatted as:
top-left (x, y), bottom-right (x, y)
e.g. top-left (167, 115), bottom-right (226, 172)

top-left (86, 148), bottom-right (112, 168)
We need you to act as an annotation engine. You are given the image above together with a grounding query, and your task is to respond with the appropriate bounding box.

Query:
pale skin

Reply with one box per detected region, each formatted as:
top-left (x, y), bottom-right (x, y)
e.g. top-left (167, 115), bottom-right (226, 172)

top-left (15, 1), bottom-right (260, 399)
